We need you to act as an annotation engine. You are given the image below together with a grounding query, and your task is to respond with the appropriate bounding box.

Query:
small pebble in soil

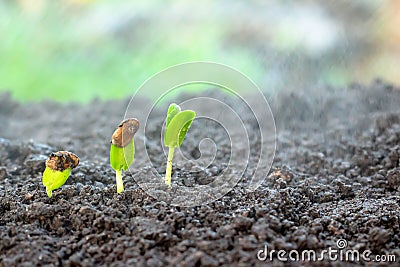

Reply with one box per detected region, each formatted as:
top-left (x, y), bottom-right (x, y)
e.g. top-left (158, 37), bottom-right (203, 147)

top-left (0, 167), bottom-right (9, 179)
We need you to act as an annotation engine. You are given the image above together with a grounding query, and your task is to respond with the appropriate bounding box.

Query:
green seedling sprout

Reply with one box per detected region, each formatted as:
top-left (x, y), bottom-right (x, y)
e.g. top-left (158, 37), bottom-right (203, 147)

top-left (110, 118), bottom-right (139, 193)
top-left (164, 103), bottom-right (196, 187)
top-left (42, 151), bottom-right (79, 197)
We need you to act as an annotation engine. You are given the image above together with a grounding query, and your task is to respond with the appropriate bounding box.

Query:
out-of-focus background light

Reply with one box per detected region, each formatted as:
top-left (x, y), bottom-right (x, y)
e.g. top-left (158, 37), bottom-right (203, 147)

top-left (1, 0), bottom-right (399, 102)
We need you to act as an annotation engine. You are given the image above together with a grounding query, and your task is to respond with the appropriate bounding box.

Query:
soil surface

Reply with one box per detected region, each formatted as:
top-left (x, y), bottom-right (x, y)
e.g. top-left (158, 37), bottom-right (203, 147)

top-left (1, 80), bottom-right (400, 266)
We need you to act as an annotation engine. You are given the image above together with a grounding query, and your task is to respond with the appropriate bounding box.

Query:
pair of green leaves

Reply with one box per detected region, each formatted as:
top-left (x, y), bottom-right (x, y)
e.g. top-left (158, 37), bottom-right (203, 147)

top-left (110, 140), bottom-right (135, 172)
top-left (164, 103), bottom-right (196, 148)
top-left (42, 167), bottom-right (72, 198)
top-left (164, 103), bottom-right (196, 187)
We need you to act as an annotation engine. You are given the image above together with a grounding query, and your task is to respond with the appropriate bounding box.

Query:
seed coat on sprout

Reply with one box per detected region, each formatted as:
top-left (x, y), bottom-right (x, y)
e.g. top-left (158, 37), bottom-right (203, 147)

top-left (110, 118), bottom-right (139, 193)
top-left (42, 151), bottom-right (79, 197)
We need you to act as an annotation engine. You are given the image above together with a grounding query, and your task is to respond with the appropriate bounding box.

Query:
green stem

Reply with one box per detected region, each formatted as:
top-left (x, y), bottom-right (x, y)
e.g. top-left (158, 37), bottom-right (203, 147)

top-left (46, 188), bottom-right (52, 198)
top-left (116, 169), bottom-right (124, 193)
top-left (165, 147), bottom-right (175, 187)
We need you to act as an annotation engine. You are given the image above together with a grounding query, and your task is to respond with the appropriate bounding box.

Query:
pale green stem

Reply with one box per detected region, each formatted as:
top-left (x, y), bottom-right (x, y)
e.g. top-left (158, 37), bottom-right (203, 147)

top-left (116, 169), bottom-right (124, 193)
top-left (46, 188), bottom-right (52, 198)
top-left (165, 147), bottom-right (175, 187)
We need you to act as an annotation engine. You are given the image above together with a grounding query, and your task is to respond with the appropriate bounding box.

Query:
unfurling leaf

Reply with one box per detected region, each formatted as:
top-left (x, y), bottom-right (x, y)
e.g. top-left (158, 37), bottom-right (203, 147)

top-left (164, 107), bottom-right (196, 148)
top-left (163, 103), bottom-right (196, 187)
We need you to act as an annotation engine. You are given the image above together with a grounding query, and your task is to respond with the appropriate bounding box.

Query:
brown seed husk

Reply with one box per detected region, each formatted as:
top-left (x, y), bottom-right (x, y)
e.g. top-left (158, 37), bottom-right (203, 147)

top-left (111, 118), bottom-right (139, 148)
top-left (45, 151), bottom-right (80, 172)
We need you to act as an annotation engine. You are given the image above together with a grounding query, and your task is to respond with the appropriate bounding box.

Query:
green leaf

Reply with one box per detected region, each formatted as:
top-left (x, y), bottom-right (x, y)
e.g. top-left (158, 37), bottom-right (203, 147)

top-left (164, 109), bottom-right (196, 148)
top-left (110, 139), bottom-right (135, 171)
top-left (42, 167), bottom-right (72, 197)
top-left (166, 103), bottom-right (181, 128)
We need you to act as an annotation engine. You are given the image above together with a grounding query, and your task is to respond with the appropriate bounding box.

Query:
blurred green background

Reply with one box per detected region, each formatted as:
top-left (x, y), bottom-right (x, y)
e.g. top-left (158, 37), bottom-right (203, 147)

top-left (1, 0), bottom-right (399, 102)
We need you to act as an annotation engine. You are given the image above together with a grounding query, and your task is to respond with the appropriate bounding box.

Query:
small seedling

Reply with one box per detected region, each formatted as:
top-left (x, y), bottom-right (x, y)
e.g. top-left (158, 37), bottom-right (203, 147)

top-left (164, 103), bottom-right (196, 187)
top-left (110, 118), bottom-right (139, 193)
top-left (42, 151), bottom-right (79, 197)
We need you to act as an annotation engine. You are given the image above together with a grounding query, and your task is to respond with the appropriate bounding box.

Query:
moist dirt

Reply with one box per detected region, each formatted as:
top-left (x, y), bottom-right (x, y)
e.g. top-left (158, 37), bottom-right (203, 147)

top-left (1, 80), bottom-right (400, 266)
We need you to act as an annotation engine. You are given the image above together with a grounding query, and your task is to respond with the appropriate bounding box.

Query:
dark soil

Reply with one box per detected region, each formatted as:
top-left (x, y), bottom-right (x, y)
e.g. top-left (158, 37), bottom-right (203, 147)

top-left (1, 80), bottom-right (400, 266)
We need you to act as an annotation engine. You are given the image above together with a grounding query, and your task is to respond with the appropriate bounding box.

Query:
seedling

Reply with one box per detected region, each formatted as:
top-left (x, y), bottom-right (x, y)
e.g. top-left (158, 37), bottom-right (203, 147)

top-left (42, 151), bottom-right (79, 197)
top-left (164, 103), bottom-right (196, 187)
top-left (110, 118), bottom-right (139, 193)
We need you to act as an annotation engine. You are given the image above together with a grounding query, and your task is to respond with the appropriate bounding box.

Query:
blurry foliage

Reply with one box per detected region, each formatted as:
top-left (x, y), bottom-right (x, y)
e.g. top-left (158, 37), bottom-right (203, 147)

top-left (0, 0), bottom-right (399, 103)
top-left (0, 0), bottom-right (263, 102)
